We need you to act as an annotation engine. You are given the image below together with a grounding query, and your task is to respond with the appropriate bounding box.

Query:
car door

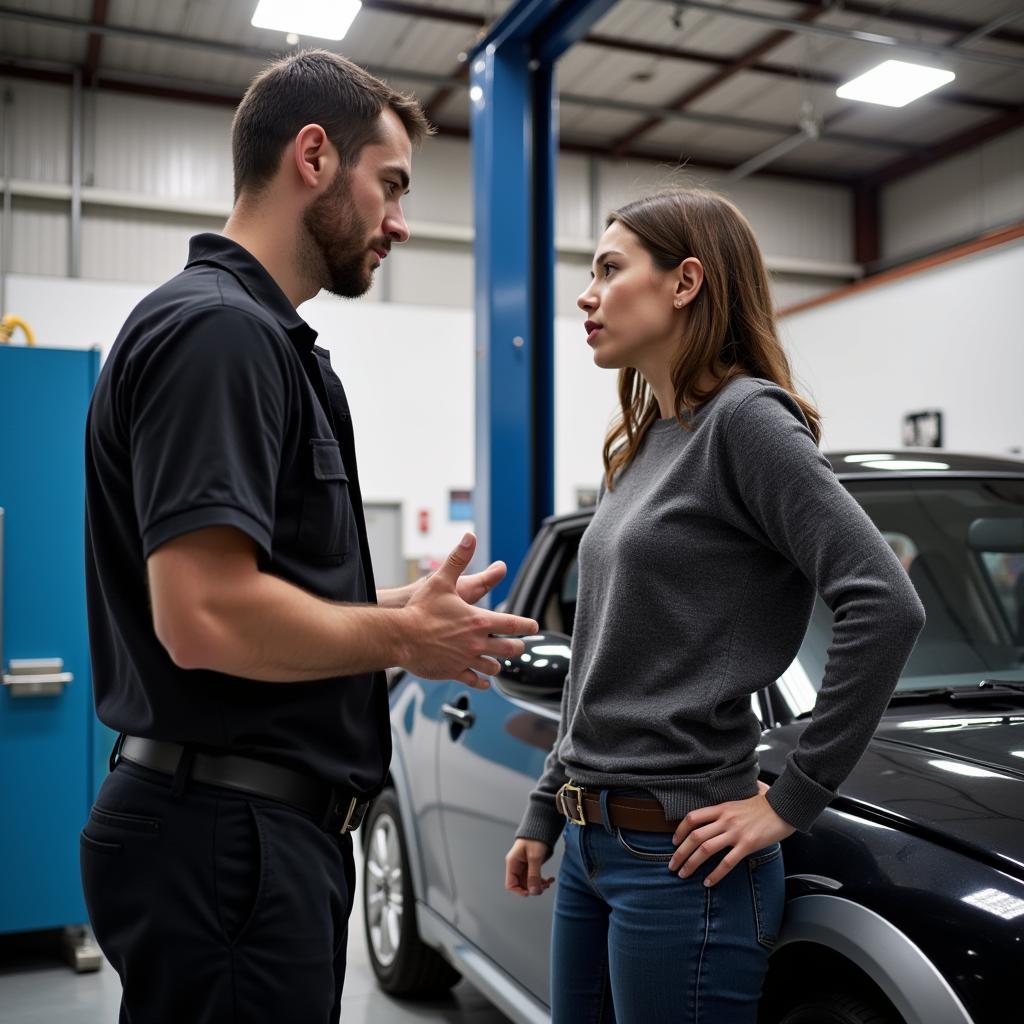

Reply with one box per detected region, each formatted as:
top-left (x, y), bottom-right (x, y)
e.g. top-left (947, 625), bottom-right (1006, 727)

top-left (435, 520), bottom-right (583, 1004)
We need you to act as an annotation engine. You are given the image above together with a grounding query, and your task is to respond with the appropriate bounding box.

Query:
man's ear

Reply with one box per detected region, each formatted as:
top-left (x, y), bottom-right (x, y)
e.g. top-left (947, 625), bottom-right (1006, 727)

top-left (672, 256), bottom-right (704, 309)
top-left (292, 124), bottom-right (336, 190)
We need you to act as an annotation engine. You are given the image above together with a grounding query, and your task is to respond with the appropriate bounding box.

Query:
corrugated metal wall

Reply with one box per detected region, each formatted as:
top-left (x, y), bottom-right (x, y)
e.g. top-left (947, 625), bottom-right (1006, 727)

top-left (6, 75), bottom-right (1019, 314)
top-left (882, 126), bottom-right (1024, 262)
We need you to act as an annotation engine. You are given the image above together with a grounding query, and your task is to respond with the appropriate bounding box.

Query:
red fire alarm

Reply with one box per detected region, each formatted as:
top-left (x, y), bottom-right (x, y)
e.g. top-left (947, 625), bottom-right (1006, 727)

top-left (417, 509), bottom-right (430, 534)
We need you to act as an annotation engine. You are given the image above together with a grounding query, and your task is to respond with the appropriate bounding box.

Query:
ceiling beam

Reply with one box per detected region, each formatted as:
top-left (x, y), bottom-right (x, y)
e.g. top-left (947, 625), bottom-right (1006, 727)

top-left (608, 4), bottom-right (822, 156)
top-left (421, 63), bottom-right (466, 123)
top-left (658, 0), bottom-right (1024, 70)
top-left (791, 1), bottom-right (1024, 48)
top-left (862, 102), bottom-right (1024, 187)
top-left (0, 61), bottom-right (853, 187)
top-left (82, 0), bottom-right (108, 87)
top-left (0, 34), bottom-right (924, 158)
top-left (0, 4), bottom-right (1011, 120)
top-left (560, 92), bottom-right (917, 152)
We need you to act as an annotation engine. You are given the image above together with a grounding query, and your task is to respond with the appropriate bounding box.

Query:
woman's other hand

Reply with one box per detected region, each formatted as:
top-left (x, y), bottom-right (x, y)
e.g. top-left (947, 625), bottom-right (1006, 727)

top-left (667, 781), bottom-right (796, 886)
top-left (505, 838), bottom-right (555, 897)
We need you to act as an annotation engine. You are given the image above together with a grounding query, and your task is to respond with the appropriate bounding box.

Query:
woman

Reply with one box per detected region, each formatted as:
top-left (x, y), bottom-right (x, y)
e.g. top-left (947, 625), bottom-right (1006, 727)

top-left (503, 189), bottom-right (925, 1024)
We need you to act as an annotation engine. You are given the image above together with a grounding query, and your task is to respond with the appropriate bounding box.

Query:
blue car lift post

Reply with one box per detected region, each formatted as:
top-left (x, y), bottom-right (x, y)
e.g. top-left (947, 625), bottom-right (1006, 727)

top-left (470, 0), bottom-right (617, 603)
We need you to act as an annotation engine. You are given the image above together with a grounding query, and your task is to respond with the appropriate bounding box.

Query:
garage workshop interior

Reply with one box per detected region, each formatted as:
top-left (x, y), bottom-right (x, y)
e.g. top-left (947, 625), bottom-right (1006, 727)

top-left (1, 2), bottom-right (1023, 1023)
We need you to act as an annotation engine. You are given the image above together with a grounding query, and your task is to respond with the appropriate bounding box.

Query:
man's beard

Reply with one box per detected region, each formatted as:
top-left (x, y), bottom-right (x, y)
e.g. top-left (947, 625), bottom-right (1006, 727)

top-left (302, 169), bottom-right (378, 299)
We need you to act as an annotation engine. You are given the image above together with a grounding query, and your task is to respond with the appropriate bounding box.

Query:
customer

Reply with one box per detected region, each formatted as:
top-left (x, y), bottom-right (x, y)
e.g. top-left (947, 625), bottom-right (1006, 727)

top-left (504, 188), bottom-right (924, 1023)
top-left (82, 49), bottom-right (537, 1024)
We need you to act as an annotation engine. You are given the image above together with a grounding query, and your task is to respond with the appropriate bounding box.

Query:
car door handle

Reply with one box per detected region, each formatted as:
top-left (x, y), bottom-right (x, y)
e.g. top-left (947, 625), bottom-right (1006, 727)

top-left (441, 703), bottom-right (476, 728)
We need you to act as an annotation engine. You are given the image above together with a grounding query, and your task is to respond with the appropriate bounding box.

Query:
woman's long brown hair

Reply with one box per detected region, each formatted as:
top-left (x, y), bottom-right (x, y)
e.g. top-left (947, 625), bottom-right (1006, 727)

top-left (602, 188), bottom-right (822, 489)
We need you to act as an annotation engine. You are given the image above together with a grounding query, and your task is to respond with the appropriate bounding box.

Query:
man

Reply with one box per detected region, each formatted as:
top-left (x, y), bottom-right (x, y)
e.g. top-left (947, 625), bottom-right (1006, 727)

top-left (81, 49), bottom-right (537, 1024)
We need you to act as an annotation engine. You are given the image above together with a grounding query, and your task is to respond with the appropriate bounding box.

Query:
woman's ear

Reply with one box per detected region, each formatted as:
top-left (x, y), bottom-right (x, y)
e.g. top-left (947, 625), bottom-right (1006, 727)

top-left (673, 257), bottom-right (704, 309)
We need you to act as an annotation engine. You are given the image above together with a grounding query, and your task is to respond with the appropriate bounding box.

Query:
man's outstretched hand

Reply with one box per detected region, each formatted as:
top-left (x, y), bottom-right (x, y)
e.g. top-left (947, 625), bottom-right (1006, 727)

top-left (401, 533), bottom-right (538, 689)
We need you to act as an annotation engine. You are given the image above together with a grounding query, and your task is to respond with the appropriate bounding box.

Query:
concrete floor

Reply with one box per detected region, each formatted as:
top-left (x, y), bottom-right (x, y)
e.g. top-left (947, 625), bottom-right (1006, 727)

top-left (0, 851), bottom-right (515, 1024)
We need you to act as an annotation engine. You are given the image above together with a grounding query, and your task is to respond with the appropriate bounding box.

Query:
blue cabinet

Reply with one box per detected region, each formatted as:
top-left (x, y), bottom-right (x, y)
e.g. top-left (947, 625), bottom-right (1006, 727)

top-left (0, 345), bottom-right (114, 936)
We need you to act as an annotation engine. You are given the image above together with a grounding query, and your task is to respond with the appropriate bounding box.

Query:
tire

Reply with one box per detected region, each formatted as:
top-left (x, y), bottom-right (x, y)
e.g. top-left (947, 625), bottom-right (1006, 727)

top-left (361, 789), bottom-right (461, 997)
top-left (775, 990), bottom-right (900, 1024)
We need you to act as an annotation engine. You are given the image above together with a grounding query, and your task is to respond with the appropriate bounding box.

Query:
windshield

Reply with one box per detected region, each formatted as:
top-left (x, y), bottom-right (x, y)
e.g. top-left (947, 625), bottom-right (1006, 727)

top-left (793, 478), bottom-right (1024, 694)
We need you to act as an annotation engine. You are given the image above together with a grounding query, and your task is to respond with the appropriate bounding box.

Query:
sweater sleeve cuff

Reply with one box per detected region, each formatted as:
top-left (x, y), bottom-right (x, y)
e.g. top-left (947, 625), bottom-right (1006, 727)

top-left (766, 757), bottom-right (836, 834)
top-left (516, 798), bottom-right (567, 850)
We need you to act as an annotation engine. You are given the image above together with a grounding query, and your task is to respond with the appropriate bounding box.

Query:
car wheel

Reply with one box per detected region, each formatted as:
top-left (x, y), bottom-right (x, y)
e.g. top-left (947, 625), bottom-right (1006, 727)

top-left (774, 990), bottom-right (900, 1024)
top-left (361, 789), bottom-right (461, 997)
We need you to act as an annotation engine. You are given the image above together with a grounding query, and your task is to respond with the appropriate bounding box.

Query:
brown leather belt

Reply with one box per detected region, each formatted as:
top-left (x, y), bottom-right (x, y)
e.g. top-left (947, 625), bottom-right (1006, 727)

top-left (555, 782), bottom-right (681, 833)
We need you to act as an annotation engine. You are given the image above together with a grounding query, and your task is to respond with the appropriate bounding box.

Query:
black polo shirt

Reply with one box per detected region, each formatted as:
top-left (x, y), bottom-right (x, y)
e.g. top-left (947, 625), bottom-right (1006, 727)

top-left (85, 233), bottom-right (390, 795)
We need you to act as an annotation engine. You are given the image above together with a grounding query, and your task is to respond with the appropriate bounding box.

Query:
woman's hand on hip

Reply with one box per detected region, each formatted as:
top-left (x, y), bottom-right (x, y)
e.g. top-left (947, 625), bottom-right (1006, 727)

top-left (667, 781), bottom-right (796, 887)
top-left (505, 838), bottom-right (555, 897)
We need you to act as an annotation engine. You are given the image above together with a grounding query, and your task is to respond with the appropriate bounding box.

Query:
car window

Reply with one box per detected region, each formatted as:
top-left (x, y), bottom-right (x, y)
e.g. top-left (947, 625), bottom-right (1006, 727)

top-left (790, 478), bottom-right (1024, 699)
top-left (978, 551), bottom-right (1024, 632)
top-left (538, 545), bottom-right (580, 635)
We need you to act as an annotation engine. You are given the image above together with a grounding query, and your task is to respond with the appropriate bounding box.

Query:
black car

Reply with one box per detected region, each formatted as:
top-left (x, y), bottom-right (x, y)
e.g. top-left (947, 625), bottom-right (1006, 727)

top-left (361, 450), bottom-right (1024, 1024)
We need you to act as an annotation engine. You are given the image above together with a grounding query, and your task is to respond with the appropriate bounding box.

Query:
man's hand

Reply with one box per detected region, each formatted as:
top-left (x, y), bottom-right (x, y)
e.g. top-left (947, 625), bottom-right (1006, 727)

top-left (402, 533), bottom-right (538, 689)
top-left (456, 559), bottom-right (507, 606)
top-left (505, 838), bottom-right (555, 897)
top-left (667, 781), bottom-right (796, 887)
top-left (382, 558), bottom-right (508, 610)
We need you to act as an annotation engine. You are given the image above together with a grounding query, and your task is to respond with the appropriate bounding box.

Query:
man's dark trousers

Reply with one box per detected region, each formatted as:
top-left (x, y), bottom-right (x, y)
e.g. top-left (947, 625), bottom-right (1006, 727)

top-left (81, 758), bottom-right (355, 1023)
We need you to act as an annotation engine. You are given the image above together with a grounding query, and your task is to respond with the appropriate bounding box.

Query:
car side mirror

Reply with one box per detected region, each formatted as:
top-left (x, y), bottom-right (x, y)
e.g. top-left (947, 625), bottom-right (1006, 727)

top-left (499, 631), bottom-right (571, 699)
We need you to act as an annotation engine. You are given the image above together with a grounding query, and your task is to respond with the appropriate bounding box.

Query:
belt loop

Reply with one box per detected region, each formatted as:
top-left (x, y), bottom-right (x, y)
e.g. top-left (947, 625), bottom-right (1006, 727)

top-left (108, 732), bottom-right (126, 774)
top-left (599, 789), bottom-right (615, 836)
top-left (170, 746), bottom-right (195, 800)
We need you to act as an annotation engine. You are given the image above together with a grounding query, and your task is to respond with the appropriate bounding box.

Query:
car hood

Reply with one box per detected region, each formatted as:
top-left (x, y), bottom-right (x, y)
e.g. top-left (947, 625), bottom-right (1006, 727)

top-left (760, 711), bottom-right (1024, 871)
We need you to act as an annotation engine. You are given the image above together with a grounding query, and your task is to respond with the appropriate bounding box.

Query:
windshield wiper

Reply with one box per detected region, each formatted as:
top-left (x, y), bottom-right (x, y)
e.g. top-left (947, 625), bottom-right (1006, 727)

top-left (889, 679), bottom-right (1024, 705)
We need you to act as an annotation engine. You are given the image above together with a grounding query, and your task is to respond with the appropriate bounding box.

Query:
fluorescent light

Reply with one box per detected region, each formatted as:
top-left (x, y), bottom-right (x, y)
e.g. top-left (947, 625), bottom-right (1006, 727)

top-left (836, 60), bottom-right (955, 108)
top-left (928, 759), bottom-right (1004, 779)
top-left (861, 460), bottom-right (950, 471)
top-left (844, 453), bottom-right (893, 463)
top-left (251, 0), bottom-right (362, 41)
top-left (963, 889), bottom-right (1024, 920)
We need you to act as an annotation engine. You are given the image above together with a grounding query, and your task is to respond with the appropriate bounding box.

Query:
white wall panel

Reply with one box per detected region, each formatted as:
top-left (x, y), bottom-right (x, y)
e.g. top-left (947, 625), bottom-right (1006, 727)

top-left (6, 273), bottom-right (478, 561)
top-left (557, 257), bottom-right (590, 319)
top-left (2, 79), bottom-right (70, 184)
top-left (8, 199), bottom-right (69, 277)
top-left (779, 240), bottom-right (1024, 455)
top-left (982, 127), bottom-right (1024, 231)
top-left (557, 153), bottom-right (592, 242)
top-left (882, 127), bottom-right (1024, 262)
top-left (90, 94), bottom-right (234, 202)
top-left (554, 312), bottom-right (619, 513)
top-left (771, 275), bottom-right (836, 313)
top-left (387, 244), bottom-right (473, 309)
top-left (598, 160), bottom-right (853, 263)
top-left (403, 137), bottom-right (472, 228)
top-left (80, 207), bottom-right (224, 283)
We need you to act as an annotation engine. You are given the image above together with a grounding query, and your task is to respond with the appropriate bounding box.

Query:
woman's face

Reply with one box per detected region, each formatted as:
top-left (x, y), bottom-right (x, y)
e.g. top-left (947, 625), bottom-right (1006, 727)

top-left (576, 221), bottom-right (685, 373)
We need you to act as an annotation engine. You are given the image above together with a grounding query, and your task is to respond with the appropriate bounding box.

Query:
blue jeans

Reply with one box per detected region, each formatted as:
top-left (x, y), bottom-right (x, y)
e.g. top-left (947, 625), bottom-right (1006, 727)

top-left (551, 810), bottom-right (785, 1024)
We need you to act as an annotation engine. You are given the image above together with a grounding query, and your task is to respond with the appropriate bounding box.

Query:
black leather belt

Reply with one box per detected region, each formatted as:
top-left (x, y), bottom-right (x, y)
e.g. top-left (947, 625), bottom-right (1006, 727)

top-left (118, 735), bottom-right (368, 834)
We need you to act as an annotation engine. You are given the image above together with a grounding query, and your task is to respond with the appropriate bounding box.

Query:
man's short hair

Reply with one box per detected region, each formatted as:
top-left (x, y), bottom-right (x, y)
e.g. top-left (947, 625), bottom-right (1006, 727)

top-left (231, 49), bottom-right (432, 201)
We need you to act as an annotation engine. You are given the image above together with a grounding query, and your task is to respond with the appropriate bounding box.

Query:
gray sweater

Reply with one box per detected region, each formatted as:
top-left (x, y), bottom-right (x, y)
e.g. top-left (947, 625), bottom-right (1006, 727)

top-left (517, 377), bottom-right (926, 848)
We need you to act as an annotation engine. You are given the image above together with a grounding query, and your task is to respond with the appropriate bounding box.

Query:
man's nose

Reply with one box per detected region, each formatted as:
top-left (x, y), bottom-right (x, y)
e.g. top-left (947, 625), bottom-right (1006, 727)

top-left (385, 207), bottom-right (410, 245)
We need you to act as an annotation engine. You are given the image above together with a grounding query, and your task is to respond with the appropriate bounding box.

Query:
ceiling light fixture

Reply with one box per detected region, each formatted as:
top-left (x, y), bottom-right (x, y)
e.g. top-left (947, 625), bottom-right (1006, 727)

top-left (836, 59), bottom-right (955, 108)
top-left (251, 0), bottom-right (362, 42)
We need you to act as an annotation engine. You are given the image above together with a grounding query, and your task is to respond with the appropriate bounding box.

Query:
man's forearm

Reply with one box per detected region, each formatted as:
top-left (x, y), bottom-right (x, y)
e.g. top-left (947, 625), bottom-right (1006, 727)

top-left (177, 570), bottom-right (413, 681)
top-left (376, 582), bottom-right (416, 609)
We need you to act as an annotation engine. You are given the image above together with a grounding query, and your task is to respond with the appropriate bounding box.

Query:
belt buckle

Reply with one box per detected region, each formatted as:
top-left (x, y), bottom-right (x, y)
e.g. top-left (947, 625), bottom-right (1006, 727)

top-left (336, 796), bottom-right (367, 834)
top-left (560, 782), bottom-right (587, 826)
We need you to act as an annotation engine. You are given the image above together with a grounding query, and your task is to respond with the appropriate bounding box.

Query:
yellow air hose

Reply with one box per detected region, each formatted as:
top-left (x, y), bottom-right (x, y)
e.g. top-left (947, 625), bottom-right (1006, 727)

top-left (0, 315), bottom-right (36, 346)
